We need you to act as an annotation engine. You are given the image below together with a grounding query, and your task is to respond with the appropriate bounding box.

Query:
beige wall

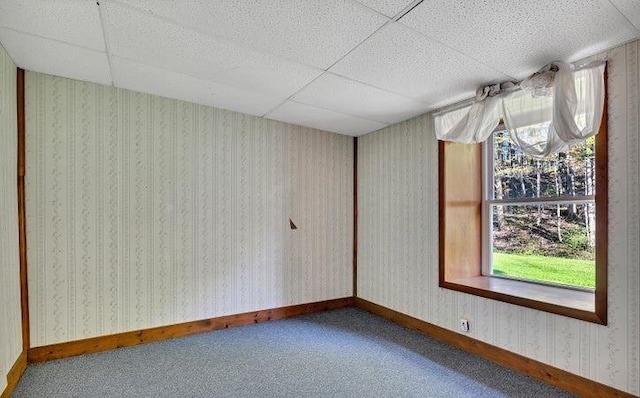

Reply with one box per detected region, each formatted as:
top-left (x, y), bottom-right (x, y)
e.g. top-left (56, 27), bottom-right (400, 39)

top-left (357, 40), bottom-right (640, 394)
top-left (0, 44), bottom-right (22, 392)
top-left (25, 72), bottom-right (353, 347)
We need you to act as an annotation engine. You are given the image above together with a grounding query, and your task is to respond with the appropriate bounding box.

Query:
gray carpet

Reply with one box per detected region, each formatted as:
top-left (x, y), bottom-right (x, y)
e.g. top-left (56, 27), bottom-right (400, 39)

top-left (13, 308), bottom-right (573, 397)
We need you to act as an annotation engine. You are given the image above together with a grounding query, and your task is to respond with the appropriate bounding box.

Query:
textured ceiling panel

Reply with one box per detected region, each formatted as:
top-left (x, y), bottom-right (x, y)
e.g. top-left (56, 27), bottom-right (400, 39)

top-left (609, 0), bottom-right (640, 32)
top-left (356, 0), bottom-right (415, 17)
top-left (401, 0), bottom-right (639, 78)
top-left (110, 0), bottom-right (389, 69)
top-left (0, 0), bottom-right (105, 51)
top-left (1, 0), bottom-right (638, 136)
top-left (293, 73), bottom-right (428, 124)
top-left (0, 28), bottom-right (112, 86)
top-left (111, 57), bottom-right (283, 117)
top-left (266, 101), bottom-right (387, 136)
top-left (102, 2), bottom-right (322, 99)
top-left (330, 23), bottom-right (509, 104)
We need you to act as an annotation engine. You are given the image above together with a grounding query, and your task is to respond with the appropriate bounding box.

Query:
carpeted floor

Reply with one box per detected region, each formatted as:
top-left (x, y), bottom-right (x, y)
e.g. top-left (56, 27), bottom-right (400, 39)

top-left (13, 308), bottom-right (573, 397)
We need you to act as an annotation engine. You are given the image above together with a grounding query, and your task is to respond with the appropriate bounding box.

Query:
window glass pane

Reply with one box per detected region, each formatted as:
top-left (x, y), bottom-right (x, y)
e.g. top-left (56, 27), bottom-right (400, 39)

top-left (491, 203), bottom-right (596, 288)
top-left (492, 131), bottom-right (596, 200)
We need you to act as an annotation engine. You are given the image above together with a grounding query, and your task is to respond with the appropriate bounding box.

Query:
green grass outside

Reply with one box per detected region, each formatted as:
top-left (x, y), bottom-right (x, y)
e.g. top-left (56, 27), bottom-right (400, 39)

top-left (492, 252), bottom-right (595, 289)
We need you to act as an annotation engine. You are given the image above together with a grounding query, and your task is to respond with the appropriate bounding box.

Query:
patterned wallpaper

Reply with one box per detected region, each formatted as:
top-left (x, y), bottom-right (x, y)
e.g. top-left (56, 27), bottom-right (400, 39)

top-left (25, 72), bottom-right (353, 347)
top-left (358, 40), bottom-right (639, 394)
top-left (0, 44), bottom-right (22, 392)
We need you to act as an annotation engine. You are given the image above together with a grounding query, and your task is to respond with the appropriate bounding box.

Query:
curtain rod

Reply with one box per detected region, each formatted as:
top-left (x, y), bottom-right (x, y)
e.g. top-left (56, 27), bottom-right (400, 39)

top-left (431, 60), bottom-right (606, 118)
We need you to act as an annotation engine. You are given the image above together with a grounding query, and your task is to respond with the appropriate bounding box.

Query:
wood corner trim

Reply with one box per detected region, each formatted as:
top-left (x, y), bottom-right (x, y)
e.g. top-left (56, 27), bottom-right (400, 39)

top-left (16, 68), bottom-right (25, 177)
top-left (354, 297), bottom-right (634, 398)
top-left (27, 297), bottom-right (354, 363)
top-left (17, 67), bottom-right (30, 351)
top-left (1, 351), bottom-right (27, 398)
top-left (353, 136), bottom-right (358, 297)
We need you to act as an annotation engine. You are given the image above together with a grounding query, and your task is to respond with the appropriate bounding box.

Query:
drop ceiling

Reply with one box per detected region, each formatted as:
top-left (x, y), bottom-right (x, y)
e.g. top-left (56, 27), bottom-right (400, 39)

top-left (1, 0), bottom-right (638, 136)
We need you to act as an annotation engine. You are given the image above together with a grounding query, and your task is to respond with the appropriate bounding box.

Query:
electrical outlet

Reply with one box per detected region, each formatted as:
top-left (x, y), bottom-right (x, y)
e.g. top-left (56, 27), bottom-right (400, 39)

top-left (460, 318), bottom-right (470, 333)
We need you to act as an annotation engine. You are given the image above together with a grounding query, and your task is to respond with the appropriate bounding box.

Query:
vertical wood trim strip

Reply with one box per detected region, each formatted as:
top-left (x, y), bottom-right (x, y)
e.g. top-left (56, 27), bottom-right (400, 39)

top-left (438, 140), bottom-right (446, 286)
top-left (16, 70), bottom-right (25, 177)
top-left (353, 137), bottom-right (358, 297)
top-left (16, 68), bottom-right (30, 350)
top-left (595, 63), bottom-right (609, 325)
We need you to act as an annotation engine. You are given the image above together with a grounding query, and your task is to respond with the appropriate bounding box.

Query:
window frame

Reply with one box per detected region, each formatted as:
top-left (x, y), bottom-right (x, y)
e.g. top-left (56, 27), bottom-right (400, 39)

top-left (481, 129), bottom-right (597, 292)
top-left (438, 69), bottom-right (607, 325)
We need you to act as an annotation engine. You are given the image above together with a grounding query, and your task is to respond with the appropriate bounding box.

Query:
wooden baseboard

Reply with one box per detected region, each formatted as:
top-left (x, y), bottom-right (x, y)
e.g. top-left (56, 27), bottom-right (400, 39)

top-left (354, 297), bottom-right (635, 398)
top-left (28, 297), bottom-right (354, 363)
top-left (21, 296), bottom-right (635, 396)
top-left (1, 351), bottom-right (27, 398)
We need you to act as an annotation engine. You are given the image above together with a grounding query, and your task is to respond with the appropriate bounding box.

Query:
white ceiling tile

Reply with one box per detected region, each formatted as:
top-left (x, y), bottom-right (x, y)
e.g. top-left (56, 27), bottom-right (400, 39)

top-left (356, 0), bottom-right (416, 17)
top-left (293, 73), bottom-right (429, 124)
top-left (101, 2), bottom-right (322, 98)
top-left (111, 57), bottom-right (283, 117)
top-left (109, 0), bottom-right (389, 69)
top-left (609, 0), bottom-right (640, 32)
top-left (401, 0), bottom-right (639, 78)
top-left (330, 23), bottom-right (510, 104)
top-left (266, 101), bottom-right (387, 136)
top-left (0, 28), bottom-right (111, 86)
top-left (0, 0), bottom-right (105, 51)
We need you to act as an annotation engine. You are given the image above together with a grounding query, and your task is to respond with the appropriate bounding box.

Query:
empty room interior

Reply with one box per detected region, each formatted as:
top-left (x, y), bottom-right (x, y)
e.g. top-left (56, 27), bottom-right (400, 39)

top-left (1, 0), bottom-right (639, 397)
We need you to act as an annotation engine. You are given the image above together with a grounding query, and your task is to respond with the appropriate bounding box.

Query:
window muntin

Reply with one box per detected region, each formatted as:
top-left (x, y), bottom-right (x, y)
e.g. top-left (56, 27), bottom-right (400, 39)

top-left (482, 130), bottom-right (596, 290)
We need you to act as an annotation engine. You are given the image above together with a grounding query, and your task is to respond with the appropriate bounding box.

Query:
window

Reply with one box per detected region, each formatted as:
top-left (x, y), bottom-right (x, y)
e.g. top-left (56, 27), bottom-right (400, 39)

top-left (483, 129), bottom-right (597, 291)
top-left (437, 61), bottom-right (607, 324)
top-left (438, 114), bottom-right (607, 325)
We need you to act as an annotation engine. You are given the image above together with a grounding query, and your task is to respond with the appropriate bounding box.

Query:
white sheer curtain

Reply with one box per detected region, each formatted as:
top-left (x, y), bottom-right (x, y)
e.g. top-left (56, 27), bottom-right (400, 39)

top-left (435, 61), bottom-right (606, 158)
top-left (501, 79), bottom-right (566, 157)
top-left (435, 97), bottom-right (501, 144)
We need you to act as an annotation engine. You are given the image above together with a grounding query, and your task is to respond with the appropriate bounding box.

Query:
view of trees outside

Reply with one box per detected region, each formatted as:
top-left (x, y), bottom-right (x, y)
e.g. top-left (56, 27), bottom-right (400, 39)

top-left (490, 130), bottom-right (596, 289)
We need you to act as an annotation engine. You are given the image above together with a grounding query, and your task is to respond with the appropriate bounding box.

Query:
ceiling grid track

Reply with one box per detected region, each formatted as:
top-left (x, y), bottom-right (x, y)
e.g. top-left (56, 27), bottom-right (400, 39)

top-left (261, 17), bottom-right (395, 119)
top-left (96, 1), bottom-right (116, 87)
top-left (0, 26), bottom-right (103, 55)
top-left (261, 0), bottom-right (435, 122)
top-left (393, 0), bottom-right (425, 21)
top-left (606, 0), bottom-right (640, 36)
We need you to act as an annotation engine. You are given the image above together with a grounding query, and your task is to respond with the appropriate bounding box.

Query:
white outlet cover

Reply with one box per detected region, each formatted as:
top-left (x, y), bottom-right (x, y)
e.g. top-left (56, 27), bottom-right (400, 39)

top-left (460, 319), bottom-right (470, 332)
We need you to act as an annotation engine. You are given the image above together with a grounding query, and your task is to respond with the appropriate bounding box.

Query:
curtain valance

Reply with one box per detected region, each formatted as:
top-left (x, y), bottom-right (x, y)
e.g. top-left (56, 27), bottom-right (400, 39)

top-left (434, 61), bottom-right (606, 158)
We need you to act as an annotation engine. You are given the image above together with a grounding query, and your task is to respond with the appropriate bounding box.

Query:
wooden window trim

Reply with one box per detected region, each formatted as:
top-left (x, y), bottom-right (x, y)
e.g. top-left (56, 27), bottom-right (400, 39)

top-left (438, 72), bottom-right (608, 325)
